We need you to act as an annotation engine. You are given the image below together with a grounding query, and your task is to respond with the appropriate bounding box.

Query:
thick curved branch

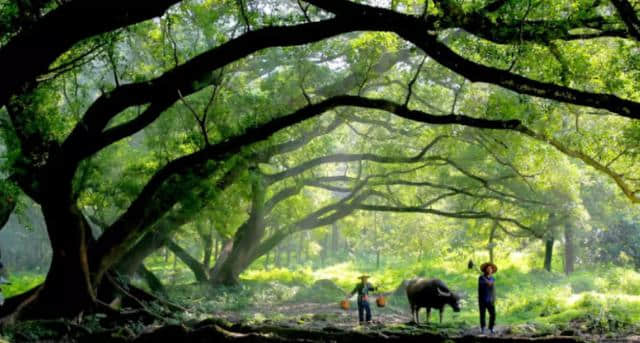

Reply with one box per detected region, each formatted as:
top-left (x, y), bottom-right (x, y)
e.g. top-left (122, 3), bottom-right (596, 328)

top-left (166, 240), bottom-right (209, 282)
top-left (264, 176), bottom-right (353, 213)
top-left (481, 0), bottom-right (511, 13)
top-left (264, 151), bottom-right (438, 184)
top-left (60, 16), bottom-right (375, 164)
top-left (0, 0), bottom-right (181, 107)
top-left (357, 204), bottom-right (532, 233)
top-left (93, 90), bottom-right (640, 279)
top-left (304, 0), bottom-right (640, 119)
top-left (611, 0), bottom-right (640, 41)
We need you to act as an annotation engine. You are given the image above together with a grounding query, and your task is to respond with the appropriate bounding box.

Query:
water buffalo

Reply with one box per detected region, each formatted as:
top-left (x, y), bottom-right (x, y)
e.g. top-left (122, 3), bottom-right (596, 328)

top-left (406, 278), bottom-right (461, 324)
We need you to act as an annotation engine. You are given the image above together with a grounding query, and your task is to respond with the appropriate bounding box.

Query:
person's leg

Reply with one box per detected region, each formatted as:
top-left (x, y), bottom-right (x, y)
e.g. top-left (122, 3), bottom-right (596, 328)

top-left (365, 301), bottom-right (372, 322)
top-left (479, 302), bottom-right (486, 332)
top-left (358, 300), bottom-right (364, 323)
top-left (488, 302), bottom-right (496, 332)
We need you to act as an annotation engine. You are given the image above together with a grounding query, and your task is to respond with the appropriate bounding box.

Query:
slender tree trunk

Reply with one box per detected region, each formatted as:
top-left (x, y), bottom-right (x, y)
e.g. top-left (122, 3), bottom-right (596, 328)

top-left (172, 251), bottom-right (178, 282)
top-left (274, 247), bottom-right (281, 267)
top-left (167, 240), bottom-right (208, 282)
top-left (297, 232), bottom-right (304, 265)
top-left (302, 232), bottom-right (308, 262)
top-left (331, 223), bottom-right (339, 259)
top-left (210, 239), bottom-right (234, 278)
top-left (137, 264), bottom-right (165, 294)
top-left (214, 237), bottom-right (220, 261)
top-left (116, 221), bottom-right (173, 278)
top-left (321, 233), bottom-right (329, 267)
top-left (544, 238), bottom-right (554, 272)
top-left (201, 221), bottom-right (214, 270)
top-left (564, 224), bottom-right (575, 275)
top-left (488, 221), bottom-right (497, 263)
top-left (286, 238), bottom-right (292, 267)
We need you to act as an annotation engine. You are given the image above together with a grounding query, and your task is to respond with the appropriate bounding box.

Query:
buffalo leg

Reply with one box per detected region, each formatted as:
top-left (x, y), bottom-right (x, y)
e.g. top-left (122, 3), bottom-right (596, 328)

top-left (426, 307), bottom-right (431, 323)
top-left (439, 309), bottom-right (443, 323)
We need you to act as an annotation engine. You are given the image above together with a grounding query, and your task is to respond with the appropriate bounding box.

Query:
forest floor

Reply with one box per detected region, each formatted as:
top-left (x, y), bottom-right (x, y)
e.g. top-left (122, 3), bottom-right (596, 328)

top-left (2, 297), bottom-right (640, 342)
top-left (205, 300), bottom-right (639, 343)
top-left (5, 266), bottom-right (640, 342)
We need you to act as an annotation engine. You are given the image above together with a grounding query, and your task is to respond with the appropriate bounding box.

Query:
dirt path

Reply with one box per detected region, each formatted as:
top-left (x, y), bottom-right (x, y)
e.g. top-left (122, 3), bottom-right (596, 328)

top-left (211, 301), bottom-right (411, 329)
top-left (207, 301), bottom-right (639, 342)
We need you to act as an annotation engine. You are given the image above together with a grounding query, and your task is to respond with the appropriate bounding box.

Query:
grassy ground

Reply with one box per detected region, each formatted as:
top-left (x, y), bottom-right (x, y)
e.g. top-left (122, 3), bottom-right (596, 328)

top-left (4, 255), bottom-right (640, 340)
top-left (156, 256), bottom-right (640, 338)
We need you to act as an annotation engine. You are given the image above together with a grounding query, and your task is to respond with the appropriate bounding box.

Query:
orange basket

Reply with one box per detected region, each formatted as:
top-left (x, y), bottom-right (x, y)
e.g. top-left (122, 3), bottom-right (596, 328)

top-left (340, 299), bottom-right (350, 310)
top-left (376, 296), bottom-right (386, 307)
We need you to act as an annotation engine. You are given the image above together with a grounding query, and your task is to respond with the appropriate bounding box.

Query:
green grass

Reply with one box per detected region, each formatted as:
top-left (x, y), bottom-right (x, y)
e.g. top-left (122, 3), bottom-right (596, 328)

top-left (5, 252), bottom-right (640, 336)
top-left (2, 272), bottom-right (44, 297)
top-left (227, 257), bottom-right (640, 335)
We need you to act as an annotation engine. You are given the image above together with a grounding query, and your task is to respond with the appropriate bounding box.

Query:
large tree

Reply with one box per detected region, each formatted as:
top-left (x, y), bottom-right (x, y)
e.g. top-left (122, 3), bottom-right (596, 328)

top-left (1, 0), bottom-right (640, 320)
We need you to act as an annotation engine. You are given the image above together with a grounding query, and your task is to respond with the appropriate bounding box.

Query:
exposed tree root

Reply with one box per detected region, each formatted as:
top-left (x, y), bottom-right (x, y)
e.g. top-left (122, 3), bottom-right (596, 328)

top-left (0, 314), bottom-right (610, 343)
top-left (126, 319), bottom-right (589, 343)
top-left (0, 285), bottom-right (41, 325)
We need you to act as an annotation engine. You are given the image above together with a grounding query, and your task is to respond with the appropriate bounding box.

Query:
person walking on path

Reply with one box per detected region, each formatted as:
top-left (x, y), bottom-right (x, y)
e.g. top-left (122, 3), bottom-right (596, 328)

top-left (478, 262), bottom-right (497, 334)
top-left (347, 275), bottom-right (376, 324)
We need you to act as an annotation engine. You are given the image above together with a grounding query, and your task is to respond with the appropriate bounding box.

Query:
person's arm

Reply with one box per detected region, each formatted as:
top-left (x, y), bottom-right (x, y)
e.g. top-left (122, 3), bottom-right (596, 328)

top-left (480, 275), bottom-right (494, 287)
top-left (348, 285), bottom-right (358, 298)
top-left (485, 276), bottom-right (494, 287)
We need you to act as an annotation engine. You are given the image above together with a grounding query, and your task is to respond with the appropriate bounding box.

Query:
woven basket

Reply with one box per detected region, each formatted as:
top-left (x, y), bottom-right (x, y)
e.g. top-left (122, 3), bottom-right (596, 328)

top-left (340, 299), bottom-right (350, 310)
top-left (376, 296), bottom-right (386, 307)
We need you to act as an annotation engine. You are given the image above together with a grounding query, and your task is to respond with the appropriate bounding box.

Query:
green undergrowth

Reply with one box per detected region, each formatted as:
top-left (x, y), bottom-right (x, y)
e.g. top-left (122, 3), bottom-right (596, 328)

top-left (4, 256), bottom-right (640, 337)
top-left (1, 272), bottom-right (44, 297)
top-left (164, 258), bottom-right (640, 336)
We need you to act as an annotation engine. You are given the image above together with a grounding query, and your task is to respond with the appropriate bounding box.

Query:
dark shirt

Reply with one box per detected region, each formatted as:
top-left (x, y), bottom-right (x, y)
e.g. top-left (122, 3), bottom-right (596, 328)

top-left (351, 282), bottom-right (375, 301)
top-left (478, 275), bottom-right (495, 304)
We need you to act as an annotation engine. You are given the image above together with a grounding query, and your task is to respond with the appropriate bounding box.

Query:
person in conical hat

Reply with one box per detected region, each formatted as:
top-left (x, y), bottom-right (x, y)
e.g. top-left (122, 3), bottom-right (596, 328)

top-left (478, 262), bottom-right (497, 334)
top-left (345, 275), bottom-right (376, 324)
top-left (480, 262), bottom-right (498, 274)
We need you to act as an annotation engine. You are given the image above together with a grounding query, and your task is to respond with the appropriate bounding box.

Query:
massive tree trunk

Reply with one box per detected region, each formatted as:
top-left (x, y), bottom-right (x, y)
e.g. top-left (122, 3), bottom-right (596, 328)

top-left (544, 238), bottom-right (554, 272)
top-left (22, 188), bottom-right (97, 319)
top-left (564, 225), bottom-right (575, 275)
